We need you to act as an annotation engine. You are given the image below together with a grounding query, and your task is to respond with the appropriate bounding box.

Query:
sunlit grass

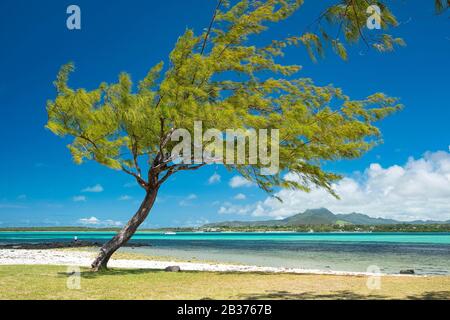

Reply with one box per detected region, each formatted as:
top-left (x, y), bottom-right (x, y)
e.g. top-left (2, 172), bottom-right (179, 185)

top-left (0, 265), bottom-right (449, 300)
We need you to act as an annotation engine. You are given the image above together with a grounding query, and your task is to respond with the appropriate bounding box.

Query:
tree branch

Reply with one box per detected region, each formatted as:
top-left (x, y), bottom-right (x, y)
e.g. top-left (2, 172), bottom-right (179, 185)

top-left (191, 0), bottom-right (223, 85)
top-left (351, 0), bottom-right (370, 48)
top-left (122, 166), bottom-right (148, 189)
top-left (200, 0), bottom-right (224, 56)
top-left (131, 134), bottom-right (142, 177)
top-left (157, 167), bottom-right (175, 187)
top-left (157, 163), bottom-right (207, 187)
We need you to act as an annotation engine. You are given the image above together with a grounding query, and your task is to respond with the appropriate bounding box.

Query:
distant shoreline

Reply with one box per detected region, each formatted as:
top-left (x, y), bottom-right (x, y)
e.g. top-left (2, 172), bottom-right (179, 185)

top-left (2, 230), bottom-right (450, 235)
top-left (1, 226), bottom-right (450, 233)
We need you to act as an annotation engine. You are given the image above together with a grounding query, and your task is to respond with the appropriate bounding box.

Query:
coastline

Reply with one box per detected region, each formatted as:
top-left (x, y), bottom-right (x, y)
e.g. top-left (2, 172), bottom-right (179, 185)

top-left (0, 248), bottom-right (425, 277)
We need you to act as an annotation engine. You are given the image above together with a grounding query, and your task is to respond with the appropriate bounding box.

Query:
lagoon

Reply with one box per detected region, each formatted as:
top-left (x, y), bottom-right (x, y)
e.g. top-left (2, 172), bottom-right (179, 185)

top-left (1, 231), bottom-right (450, 244)
top-left (1, 232), bottom-right (449, 275)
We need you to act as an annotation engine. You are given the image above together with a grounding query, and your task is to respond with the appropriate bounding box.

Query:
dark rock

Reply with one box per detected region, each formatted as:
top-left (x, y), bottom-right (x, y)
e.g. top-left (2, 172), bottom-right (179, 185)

top-left (165, 266), bottom-right (181, 272)
top-left (0, 241), bottom-right (151, 250)
top-left (400, 269), bottom-right (415, 275)
top-left (124, 242), bottom-right (151, 247)
top-left (0, 241), bottom-right (98, 250)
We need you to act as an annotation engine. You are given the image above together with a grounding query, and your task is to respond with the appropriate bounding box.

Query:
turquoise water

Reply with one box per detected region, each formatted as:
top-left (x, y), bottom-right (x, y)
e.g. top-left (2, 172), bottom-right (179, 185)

top-left (0, 231), bottom-right (450, 244)
top-left (1, 232), bottom-right (449, 275)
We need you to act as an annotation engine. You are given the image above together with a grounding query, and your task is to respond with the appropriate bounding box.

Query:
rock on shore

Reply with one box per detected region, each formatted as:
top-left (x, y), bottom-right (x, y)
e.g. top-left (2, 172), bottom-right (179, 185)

top-left (0, 241), bottom-right (151, 250)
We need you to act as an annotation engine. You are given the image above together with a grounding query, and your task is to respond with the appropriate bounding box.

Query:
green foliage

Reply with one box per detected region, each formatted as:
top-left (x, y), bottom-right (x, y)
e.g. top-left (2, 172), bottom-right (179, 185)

top-left (325, 0), bottom-right (405, 54)
top-left (46, 0), bottom-right (402, 197)
top-left (434, 0), bottom-right (450, 14)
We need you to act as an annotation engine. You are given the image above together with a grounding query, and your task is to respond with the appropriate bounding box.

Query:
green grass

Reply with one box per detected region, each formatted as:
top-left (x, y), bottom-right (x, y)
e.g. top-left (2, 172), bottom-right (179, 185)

top-left (335, 220), bottom-right (352, 226)
top-left (0, 265), bottom-right (449, 300)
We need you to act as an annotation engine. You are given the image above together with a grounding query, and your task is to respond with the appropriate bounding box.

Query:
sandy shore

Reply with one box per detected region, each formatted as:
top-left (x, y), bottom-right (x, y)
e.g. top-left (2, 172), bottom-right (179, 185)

top-left (0, 249), bottom-right (419, 277)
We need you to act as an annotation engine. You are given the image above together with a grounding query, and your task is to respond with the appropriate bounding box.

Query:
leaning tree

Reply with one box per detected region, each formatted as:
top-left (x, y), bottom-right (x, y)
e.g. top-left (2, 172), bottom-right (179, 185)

top-left (46, 0), bottom-right (405, 271)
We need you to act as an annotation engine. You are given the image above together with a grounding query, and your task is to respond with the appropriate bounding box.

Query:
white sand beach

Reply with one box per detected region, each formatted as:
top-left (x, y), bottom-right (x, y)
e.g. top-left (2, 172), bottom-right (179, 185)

top-left (0, 249), bottom-right (418, 277)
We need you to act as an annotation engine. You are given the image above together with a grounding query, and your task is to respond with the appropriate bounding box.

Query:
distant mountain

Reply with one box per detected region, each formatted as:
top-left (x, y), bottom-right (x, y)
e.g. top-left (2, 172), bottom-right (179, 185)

top-left (204, 208), bottom-right (449, 227)
top-left (335, 212), bottom-right (399, 225)
top-left (283, 208), bottom-right (339, 225)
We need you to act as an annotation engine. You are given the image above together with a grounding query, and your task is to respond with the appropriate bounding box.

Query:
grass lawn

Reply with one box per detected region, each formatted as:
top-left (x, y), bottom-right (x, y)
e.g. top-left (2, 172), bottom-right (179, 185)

top-left (0, 265), bottom-right (449, 300)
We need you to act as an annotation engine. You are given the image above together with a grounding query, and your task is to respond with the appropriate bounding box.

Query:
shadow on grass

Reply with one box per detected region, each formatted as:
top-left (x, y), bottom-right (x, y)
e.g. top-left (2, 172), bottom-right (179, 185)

top-left (236, 290), bottom-right (388, 300)
top-left (59, 268), bottom-right (280, 279)
top-left (238, 290), bottom-right (450, 300)
top-left (57, 268), bottom-right (205, 279)
top-left (54, 269), bottom-right (450, 300)
top-left (406, 291), bottom-right (450, 300)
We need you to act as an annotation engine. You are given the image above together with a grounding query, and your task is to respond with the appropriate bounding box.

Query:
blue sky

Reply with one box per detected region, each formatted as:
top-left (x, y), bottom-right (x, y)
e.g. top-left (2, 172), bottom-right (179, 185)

top-left (0, 0), bottom-right (449, 227)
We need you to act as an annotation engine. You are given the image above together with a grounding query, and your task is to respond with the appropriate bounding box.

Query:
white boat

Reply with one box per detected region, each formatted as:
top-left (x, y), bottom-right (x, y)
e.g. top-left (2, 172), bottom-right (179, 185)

top-left (164, 231), bottom-right (177, 235)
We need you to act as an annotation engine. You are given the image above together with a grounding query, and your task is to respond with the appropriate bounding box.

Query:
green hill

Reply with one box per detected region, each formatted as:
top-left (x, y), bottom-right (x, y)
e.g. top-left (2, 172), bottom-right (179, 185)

top-left (204, 208), bottom-right (449, 227)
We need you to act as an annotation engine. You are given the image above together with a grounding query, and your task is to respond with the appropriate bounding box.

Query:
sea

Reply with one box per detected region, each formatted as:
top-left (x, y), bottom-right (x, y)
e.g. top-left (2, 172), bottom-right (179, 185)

top-left (0, 231), bottom-right (449, 275)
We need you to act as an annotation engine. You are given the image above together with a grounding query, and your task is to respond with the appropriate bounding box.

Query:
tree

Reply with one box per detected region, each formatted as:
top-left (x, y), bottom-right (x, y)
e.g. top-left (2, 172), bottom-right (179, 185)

top-left (46, 0), bottom-right (403, 271)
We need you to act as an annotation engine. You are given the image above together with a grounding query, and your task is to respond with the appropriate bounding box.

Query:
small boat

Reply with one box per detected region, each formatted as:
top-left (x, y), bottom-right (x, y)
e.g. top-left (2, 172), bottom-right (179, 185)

top-left (164, 231), bottom-right (177, 235)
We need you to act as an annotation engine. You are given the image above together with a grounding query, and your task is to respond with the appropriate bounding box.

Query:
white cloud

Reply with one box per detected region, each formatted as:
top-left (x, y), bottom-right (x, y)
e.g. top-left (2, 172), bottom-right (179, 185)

top-left (229, 176), bottom-right (255, 188)
top-left (73, 195), bottom-right (87, 202)
top-left (103, 220), bottom-right (123, 227)
top-left (0, 203), bottom-right (27, 209)
top-left (187, 194), bottom-right (198, 200)
top-left (118, 195), bottom-right (132, 201)
top-left (78, 216), bottom-right (122, 227)
top-left (183, 218), bottom-right (210, 227)
top-left (78, 216), bottom-right (99, 225)
top-left (208, 173), bottom-right (221, 185)
top-left (82, 184), bottom-right (104, 193)
top-left (179, 201), bottom-right (190, 207)
top-left (46, 203), bottom-right (64, 209)
top-left (17, 194), bottom-right (27, 200)
top-left (251, 150), bottom-right (450, 221)
top-left (218, 202), bottom-right (253, 215)
top-left (124, 182), bottom-right (136, 188)
top-left (179, 194), bottom-right (198, 207)
top-left (234, 193), bottom-right (247, 200)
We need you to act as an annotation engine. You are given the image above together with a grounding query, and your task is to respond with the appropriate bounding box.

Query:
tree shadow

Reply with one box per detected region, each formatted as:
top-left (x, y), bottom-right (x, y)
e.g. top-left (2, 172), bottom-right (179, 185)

top-left (236, 290), bottom-right (389, 300)
top-left (238, 290), bottom-right (450, 300)
top-left (57, 268), bottom-right (203, 279)
top-left (406, 291), bottom-right (450, 300)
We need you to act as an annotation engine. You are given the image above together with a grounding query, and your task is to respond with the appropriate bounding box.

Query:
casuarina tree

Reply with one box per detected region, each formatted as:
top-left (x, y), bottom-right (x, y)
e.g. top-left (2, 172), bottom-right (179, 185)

top-left (46, 0), bottom-right (404, 271)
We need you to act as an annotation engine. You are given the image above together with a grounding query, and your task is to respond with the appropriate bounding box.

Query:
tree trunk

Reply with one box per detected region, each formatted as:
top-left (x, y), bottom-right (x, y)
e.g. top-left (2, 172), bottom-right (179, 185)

top-left (91, 188), bottom-right (158, 271)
